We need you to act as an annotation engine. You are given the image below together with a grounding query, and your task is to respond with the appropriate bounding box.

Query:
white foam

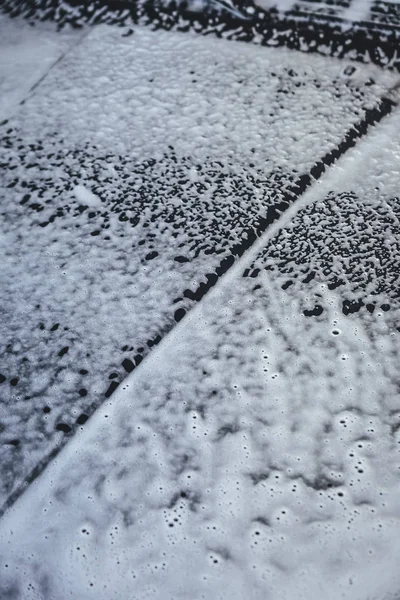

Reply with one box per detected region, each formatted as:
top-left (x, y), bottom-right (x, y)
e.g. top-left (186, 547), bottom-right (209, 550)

top-left (73, 184), bottom-right (102, 208)
top-left (0, 106), bottom-right (400, 600)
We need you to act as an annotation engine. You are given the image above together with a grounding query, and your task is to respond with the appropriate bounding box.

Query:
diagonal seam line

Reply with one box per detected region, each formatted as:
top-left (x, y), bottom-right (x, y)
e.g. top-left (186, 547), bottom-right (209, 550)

top-left (170, 95), bottom-right (398, 304)
top-left (17, 27), bottom-right (91, 110)
top-left (0, 90), bottom-right (397, 520)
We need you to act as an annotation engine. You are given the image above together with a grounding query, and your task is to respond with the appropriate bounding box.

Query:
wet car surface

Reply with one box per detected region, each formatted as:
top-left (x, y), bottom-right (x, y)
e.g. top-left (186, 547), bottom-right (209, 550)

top-left (0, 1), bottom-right (400, 598)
